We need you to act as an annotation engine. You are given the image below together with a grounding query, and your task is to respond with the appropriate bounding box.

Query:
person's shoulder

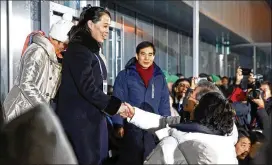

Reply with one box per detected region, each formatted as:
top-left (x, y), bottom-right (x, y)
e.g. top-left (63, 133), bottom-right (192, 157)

top-left (22, 44), bottom-right (47, 62)
top-left (65, 43), bottom-right (96, 60)
top-left (116, 69), bottom-right (127, 77)
top-left (67, 42), bottom-right (90, 53)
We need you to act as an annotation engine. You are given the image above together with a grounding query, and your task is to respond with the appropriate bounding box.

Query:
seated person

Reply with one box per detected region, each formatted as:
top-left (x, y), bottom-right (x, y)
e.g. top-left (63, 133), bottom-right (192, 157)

top-left (123, 92), bottom-right (238, 164)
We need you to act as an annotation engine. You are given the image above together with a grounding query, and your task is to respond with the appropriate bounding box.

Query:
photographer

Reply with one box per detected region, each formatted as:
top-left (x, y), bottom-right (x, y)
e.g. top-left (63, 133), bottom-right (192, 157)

top-left (229, 67), bottom-right (251, 129)
top-left (259, 81), bottom-right (272, 116)
top-left (230, 67), bottom-right (269, 130)
top-left (251, 82), bottom-right (271, 136)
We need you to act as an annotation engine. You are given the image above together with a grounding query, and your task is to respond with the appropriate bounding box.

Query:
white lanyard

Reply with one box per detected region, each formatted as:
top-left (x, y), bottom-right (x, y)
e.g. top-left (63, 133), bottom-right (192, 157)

top-left (94, 54), bottom-right (105, 80)
top-left (94, 53), bottom-right (107, 94)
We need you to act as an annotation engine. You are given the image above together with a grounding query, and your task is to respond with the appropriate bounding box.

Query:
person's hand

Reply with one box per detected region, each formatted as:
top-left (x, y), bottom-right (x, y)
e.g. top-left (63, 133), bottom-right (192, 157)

top-left (115, 127), bottom-right (124, 138)
top-left (117, 102), bottom-right (135, 118)
top-left (215, 80), bottom-right (222, 86)
top-left (181, 92), bottom-right (186, 98)
top-left (248, 73), bottom-right (256, 85)
top-left (191, 77), bottom-right (198, 90)
top-left (263, 88), bottom-right (272, 100)
top-left (236, 66), bottom-right (243, 85)
top-left (117, 103), bottom-right (129, 116)
top-left (124, 102), bottom-right (135, 118)
top-left (252, 96), bottom-right (265, 109)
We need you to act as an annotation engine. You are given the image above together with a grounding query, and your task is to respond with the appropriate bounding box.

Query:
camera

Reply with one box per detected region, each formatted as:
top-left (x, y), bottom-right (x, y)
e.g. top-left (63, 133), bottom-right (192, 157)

top-left (253, 74), bottom-right (263, 82)
top-left (247, 89), bottom-right (262, 100)
top-left (241, 68), bottom-right (253, 76)
top-left (247, 74), bottom-right (263, 100)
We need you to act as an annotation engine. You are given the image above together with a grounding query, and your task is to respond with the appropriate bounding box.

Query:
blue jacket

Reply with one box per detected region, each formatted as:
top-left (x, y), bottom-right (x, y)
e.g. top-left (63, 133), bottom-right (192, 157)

top-left (112, 57), bottom-right (170, 165)
top-left (232, 102), bottom-right (251, 128)
top-left (112, 57), bottom-right (170, 126)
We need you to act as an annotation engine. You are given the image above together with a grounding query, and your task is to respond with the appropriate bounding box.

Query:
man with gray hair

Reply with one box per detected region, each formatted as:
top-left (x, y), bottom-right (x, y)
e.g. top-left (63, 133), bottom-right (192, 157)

top-left (119, 80), bottom-right (238, 164)
top-left (121, 80), bottom-right (225, 130)
top-left (182, 79), bottom-right (224, 120)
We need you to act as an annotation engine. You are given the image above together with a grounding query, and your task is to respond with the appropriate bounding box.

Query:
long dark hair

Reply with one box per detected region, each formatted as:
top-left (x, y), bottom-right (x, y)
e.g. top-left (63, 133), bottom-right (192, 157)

top-left (69, 5), bottom-right (111, 41)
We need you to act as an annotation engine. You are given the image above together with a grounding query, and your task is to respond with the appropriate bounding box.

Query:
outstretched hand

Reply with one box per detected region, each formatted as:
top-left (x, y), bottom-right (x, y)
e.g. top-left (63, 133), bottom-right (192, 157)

top-left (124, 102), bottom-right (135, 118)
top-left (236, 66), bottom-right (243, 85)
top-left (116, 102), bottom-right (135, 118)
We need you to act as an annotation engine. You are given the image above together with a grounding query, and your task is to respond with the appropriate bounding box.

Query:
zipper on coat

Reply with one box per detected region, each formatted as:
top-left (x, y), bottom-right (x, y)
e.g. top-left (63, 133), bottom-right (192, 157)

top-left (152, 83), bottom-right (154, 99)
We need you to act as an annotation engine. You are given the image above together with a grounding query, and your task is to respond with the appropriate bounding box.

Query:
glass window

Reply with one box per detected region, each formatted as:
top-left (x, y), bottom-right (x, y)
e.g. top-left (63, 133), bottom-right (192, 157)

top-left (136, 14), bottom-right (153, 44)
top-left (180, 34), bottom-right (193, 77)
top-left (227, 53), bottom-right (239, 77)
top-left (167, 28), bottom-right (179, 75)
top-left (237, 47), bottom-right (253, 69)
top-left (116, 5), bottom-right (136, 66)
top-left (12, 1), bottom-right (33, 83)
top-left (210, 44), bottom-right (221, 75)
top-left (154, 21), bottom-right (167, 71)
top-left (49, 0), bottom-right (80, 10)
top-left (199, 41), bottom-right (218, 75)
top-left (256, 47), bottom-right (271, 81)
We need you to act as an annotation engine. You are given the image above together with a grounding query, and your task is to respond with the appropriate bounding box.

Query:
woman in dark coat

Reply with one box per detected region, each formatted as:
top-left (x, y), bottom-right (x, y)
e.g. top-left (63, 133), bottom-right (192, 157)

top-left (57, 6), bottom-right (127, 165)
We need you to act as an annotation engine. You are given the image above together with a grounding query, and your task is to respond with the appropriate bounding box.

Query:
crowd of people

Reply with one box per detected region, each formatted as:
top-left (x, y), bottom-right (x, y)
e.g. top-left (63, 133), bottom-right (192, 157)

top-left (0, 5), bottom-right (271, 165)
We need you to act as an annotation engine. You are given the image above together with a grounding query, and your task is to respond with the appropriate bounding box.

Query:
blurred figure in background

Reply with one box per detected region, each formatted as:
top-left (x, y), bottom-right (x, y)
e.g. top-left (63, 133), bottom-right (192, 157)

top-left (260, 81), bottom-right (272, 116)
top-left (172, 78), bottom-right (191, 119)
top-left (163, 70), bottom-right (179, 93)
top-left (199, 73), bottom-right (212, 82)
top-left (219, 76), bottom-right (233, 98)
top-left (210, 74), bottom-right (222, 86)
top-left (221, 76), bottom-right (229, 86)
top-left (176, 73), bottom-right (184, 79)
top-left (162, 71), bottom-right (179, 116)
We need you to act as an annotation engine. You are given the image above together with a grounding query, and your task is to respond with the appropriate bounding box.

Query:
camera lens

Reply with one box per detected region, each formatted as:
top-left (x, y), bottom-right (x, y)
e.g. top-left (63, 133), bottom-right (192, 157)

top-left (247, 89), bottom-right (261, 100)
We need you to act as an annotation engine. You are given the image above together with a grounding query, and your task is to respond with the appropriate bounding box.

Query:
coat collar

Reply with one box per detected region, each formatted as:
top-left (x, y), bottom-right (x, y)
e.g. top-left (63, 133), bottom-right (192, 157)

top-left (125, 57), bottom-right (163, 77)
top-left (69, 30), bottom-right (100, 53)
top-left (32, 33), bottom-right (58, 64)
top-left (170, 122), bottom-right (222, 136)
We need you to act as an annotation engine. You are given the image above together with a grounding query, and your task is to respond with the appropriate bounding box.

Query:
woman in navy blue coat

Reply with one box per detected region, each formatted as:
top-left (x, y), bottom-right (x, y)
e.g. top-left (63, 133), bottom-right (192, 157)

top-left (112, 41), bottom-right (171, 165)
top-left (57, 6), bottom-right (127, 165)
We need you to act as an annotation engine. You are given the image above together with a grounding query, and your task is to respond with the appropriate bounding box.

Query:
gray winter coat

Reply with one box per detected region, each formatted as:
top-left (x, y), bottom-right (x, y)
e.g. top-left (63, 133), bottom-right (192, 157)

top-left (2, 33), bottom-right (61, 123)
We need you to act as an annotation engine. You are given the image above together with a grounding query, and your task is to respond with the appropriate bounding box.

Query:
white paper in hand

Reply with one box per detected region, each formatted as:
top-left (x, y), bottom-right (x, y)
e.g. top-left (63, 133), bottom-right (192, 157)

top-left (155, 126), bottom-right (171, 140)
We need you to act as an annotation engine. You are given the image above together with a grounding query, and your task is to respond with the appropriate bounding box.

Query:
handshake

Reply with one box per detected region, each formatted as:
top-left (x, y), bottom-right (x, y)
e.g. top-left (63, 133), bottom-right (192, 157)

top-left (117, 102), bottom-right (135, 118)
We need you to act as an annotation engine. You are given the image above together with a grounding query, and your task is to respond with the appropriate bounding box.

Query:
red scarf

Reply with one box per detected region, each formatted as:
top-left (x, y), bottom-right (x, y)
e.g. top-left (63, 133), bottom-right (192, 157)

top-left (136, 62), bottom-right (154, 87)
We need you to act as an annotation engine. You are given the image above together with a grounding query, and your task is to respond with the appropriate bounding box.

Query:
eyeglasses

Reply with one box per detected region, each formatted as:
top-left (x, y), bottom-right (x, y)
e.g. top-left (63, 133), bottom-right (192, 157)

top-left (178, 83), bottom-right (190, 89)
